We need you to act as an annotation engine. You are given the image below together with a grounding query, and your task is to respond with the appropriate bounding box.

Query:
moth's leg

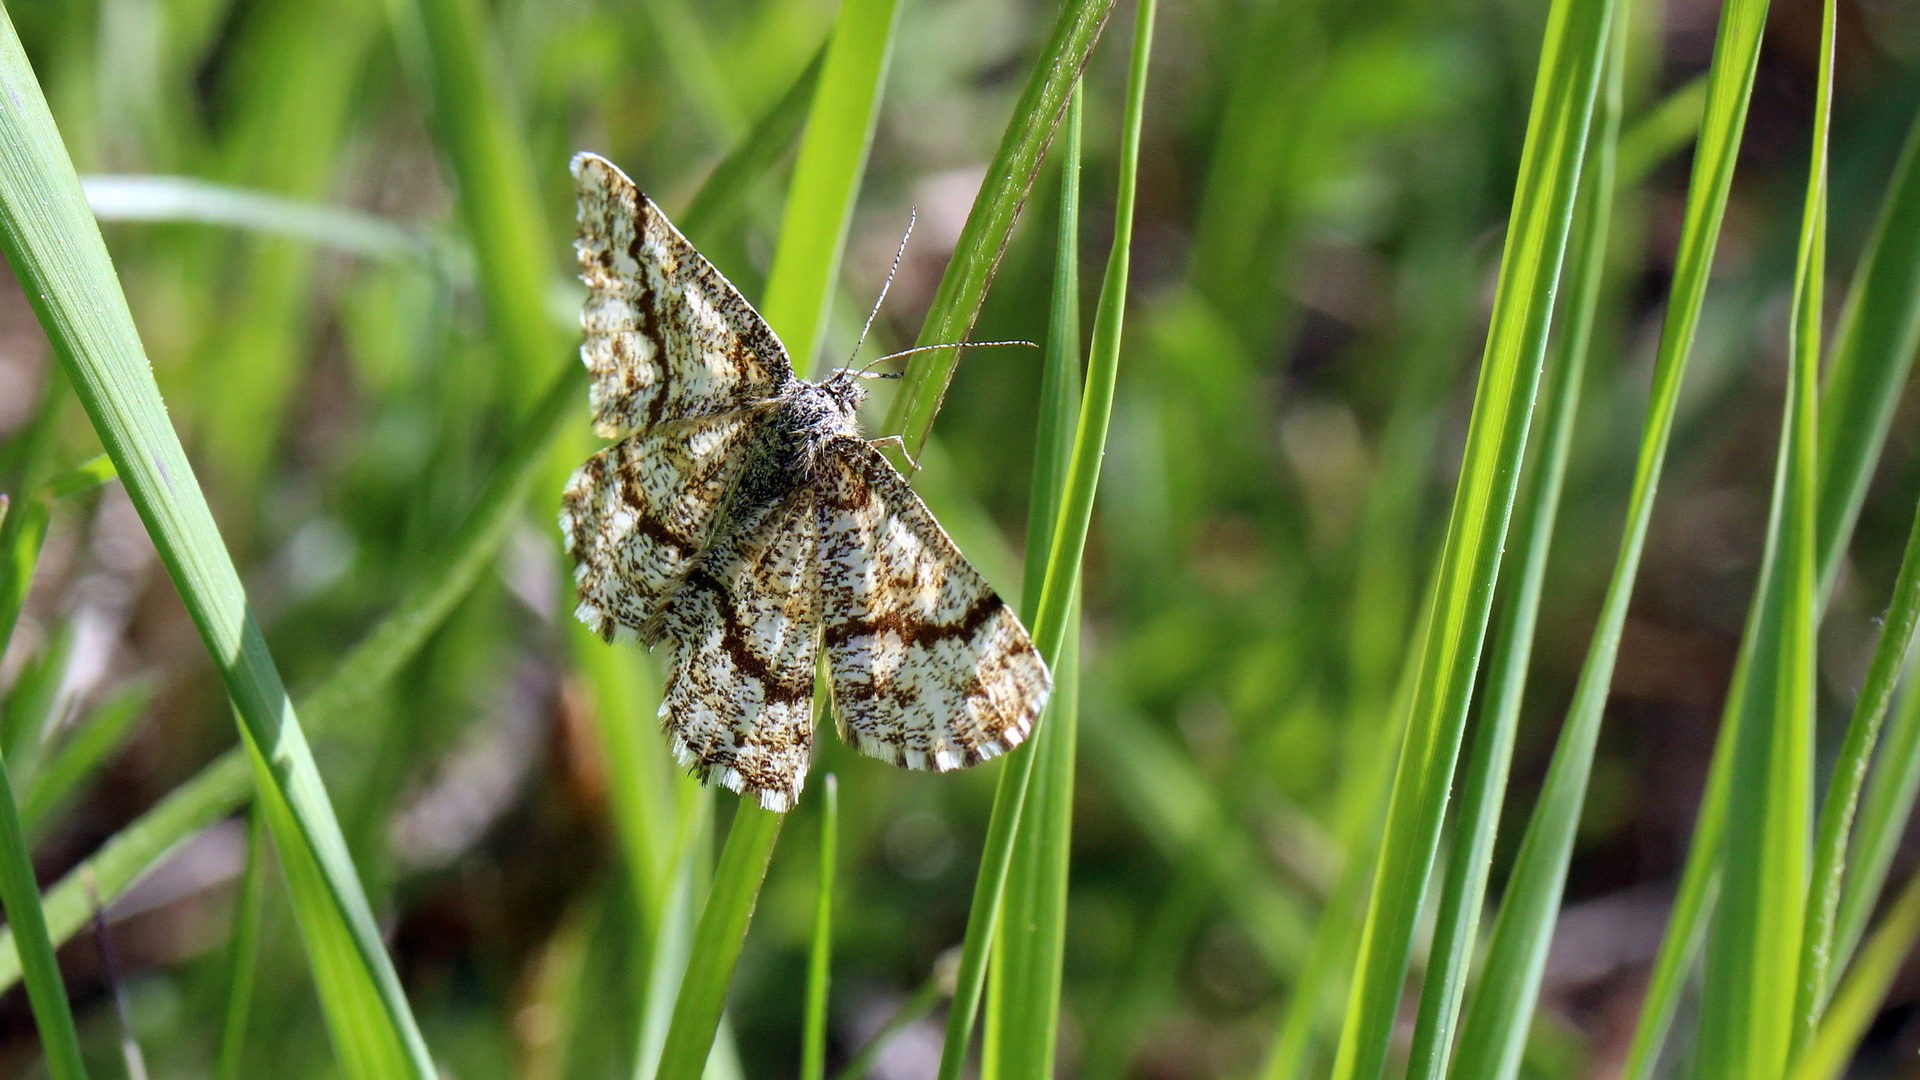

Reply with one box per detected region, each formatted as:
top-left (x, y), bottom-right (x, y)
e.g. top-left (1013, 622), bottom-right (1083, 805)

top-left (866, 434), bottom-right (920, 473)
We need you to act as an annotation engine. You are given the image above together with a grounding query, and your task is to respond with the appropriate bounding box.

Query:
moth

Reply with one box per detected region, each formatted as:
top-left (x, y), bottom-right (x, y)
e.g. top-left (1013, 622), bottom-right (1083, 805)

top-left (559, 153), bottom-right (1052, 812)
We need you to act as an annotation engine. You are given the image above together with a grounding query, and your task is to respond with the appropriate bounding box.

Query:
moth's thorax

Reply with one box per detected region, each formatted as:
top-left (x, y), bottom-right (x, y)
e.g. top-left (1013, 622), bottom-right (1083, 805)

top-left (770, 376), bottom-right (863, 462)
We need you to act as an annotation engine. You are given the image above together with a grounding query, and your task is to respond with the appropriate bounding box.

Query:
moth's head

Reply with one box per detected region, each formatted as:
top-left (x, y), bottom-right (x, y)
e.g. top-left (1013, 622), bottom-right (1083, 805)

top-left (824, 366), bottom-right (896, 416)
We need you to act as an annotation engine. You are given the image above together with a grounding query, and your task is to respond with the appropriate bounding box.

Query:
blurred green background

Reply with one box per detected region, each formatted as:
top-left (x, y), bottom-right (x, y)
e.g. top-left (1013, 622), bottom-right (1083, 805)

top-left (1, 0), bottom-right (1919, 1077)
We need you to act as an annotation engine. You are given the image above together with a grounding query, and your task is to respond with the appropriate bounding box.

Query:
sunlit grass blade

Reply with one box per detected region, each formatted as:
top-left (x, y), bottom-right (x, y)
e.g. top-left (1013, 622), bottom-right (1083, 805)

top-left (0, 11), bottom-right (435, 1078)
top-left (1786, 867), bottom-right (1920, 1080)
top-left (801, 775), bottom-right (838, 1080)
top-left (1327, 2), bottom-right (1616, 1077)
top-left (214, 810), bottom-right (269, 1080)
top-left (983, 88), bottom-right (1082, 1079)
top-left (654, 805), bottom-right (783, 1080)
top-left (649, 0), bottom-right (903, 1069)
top-left (881, 0), bottom-right (1117, 457)
top-left (411, 0), bottom-right (562, 405)
top-left (81, 175), bottom-right (435, 262)
top-left (1696, 0), bottom-right (1819, 1071)
top-left (1407, 19), bottom-right (1627, 1080)
top-left (0, 34), bottom-right (821, 996)
top-left (680, 44), bottom-right (827, 239)
top-left (1621, 58), bottom-right (1920, 1080)
top-left (759, 0), bottom-right (902, 374)
top-left (936, 6), bottom-right (1151, 1076)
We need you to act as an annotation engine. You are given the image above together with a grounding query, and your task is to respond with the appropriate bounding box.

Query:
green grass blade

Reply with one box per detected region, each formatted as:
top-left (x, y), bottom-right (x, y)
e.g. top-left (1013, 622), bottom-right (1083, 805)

top-left (19, 683), bottom-right (149, 840)
top-left (0, 11), bottom-right (435, 1078)
top-left (801, 775), bottom-right (838, 1080)
top-left (647, 0), bottom-right (904, 1069)
top-left (411, 0), bottom-right (561, 405)
top-left (881, 0), bottom-right (1117, 458)
top-left (81, 175), bottom-right (434, 261)
top-left (936, 4), bottom-right (1152, 1075)
top-left (831, 968), bottom-right (946, 1080)
top-left (1694, 0), bottom-right (1820, 1070)
top-left (982, 86), bottom-right (1083, 1080)
top-left (758, 0), bottom-right (902, 375)
top-left (1620, 62), bottom-right (1920, 1080)
top-left (1327, 2), bottom-right (1616, 1077)
top-left (1785, 867), bottom-right (1920, 1080)
top-left (1832, 665), bottom-right (1920, 974)
top-left (0, 741), bottom-right (85, 1080)
top-left (214, 810), bottom-right (269, 1080)
top-left (653, 805), bottom-right (784, 1080)
top-left (1816, 111), bottom-right (1920, 601)
top-left (1407, 17), bottom-right (1626, 1080)
top-left (0, 41), bottom-right (820, 995)
top-left (679, 45), bottom-right (827, 239)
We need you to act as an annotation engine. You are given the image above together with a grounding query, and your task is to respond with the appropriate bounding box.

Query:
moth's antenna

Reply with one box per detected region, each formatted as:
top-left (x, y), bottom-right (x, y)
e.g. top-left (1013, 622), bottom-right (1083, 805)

top-left (850, 208), bottom-right (916, 376)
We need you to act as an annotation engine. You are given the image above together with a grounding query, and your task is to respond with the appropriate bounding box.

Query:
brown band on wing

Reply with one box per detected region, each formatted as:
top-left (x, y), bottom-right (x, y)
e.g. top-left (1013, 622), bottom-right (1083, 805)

top-left (681, 567), bottom-right (816, 705)
top-left (821, 588), bottom-right (1004, 650)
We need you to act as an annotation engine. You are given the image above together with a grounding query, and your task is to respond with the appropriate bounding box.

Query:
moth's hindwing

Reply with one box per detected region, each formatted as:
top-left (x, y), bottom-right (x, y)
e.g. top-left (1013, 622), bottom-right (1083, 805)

top-left (572, 152), bottom-right (793, 438)
top-left (656, 485), bottom-right (822, 811)
top-left (559, 408), bottom-right (762, 642)
top-left (816, 436), bottom-right (1052, 770)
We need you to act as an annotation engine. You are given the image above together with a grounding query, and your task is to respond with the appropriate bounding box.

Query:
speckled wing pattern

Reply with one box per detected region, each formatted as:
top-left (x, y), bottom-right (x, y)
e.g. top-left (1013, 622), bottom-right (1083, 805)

top-left (817, 437), bottom-right (1049, 771)
top-left (657, 486), bottom-right (822, 810)
top-left (572, 152), bottom-right (791, 438)
top-left (563, 152), bottom-right (1051, 812)
top-left (558, 408), bottom-right (762, 643)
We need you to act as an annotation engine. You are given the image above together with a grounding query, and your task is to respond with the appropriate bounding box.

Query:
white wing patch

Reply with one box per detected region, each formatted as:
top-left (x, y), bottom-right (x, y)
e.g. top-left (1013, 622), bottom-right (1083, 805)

top-left (815, 437), bottom-right (1049, 770)
top-left (559, 408), bottom-right (761, 643)
top-left (573, 152), bottom-right (792, 438)
top-left (655, 487), bottom-right (821, 811)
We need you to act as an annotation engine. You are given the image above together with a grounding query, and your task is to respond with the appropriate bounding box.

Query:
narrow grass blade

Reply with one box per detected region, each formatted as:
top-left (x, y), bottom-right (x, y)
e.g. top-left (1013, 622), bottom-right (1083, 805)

top-left (1833, 663), bottom-right (1920, 974)
top-left (881, 0), bottom-right (1117, 458)
top-left (1786, 867), bottom-right (1920, 1080)
top-left (1621, 56), bottom-right (1920, 1080)
top-left (648, 0), bottom-right (906, 1069)
top-left (758, 0), bottom-right (902, 375)
top-left (679, 45), bottom-right (827, 239)
top-left (0, 41), bottom-right (821, 995)
top-left (1327, 2), bottom-right (1616, 1077)
top-left (0, 11), bottom-right (435, 1078)
top-left (0, 741), bottom-right (85, 1080)
top-left (936, 5), bottom-right (1152, 1075)
top-left (411, 0), bottom-right (562, 404)
top-left (983, 87), bottom-right (1083, 1080)
top-left (1407, 18), bottom-right (1627, 1080)
top-left (19, 683), bottom-right (149, 840)
top-left (82, 175), bottom-right (434, 262)
top-left (653, 804), bottom-right (784, 1080)
top-left (801, 775), bottom-right (838, 1080)
top-left (214, 810), bottom-right (269, 1080)
top-left (1695, 0), bottom-right (1820, 1072)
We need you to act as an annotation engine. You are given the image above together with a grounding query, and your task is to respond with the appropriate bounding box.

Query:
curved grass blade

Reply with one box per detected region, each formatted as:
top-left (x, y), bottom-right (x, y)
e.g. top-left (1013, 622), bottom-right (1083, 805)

top-left (0, 11), bottom-right (435, 1078)
top-left (0, 35), bottom-right (824, 996)
top-left (680, 44), bottom-right (827, 239)
top-left (652, 804), bottom-right (783, 1080)
top-left (1326, 2), bottom-right (1616, 1077)
top-left (649, 0), bottom-right (904, 1070)
top-left (1405, 18), bottom-right (1627, 1080)
top-left (1617, 5), bottom-right (1894, 1076)
top-left (1695, 0), bottom-right (1820, 1070)
top-left (19, 682), bottom-right (150, 841)
top-left (881, 0), bottom-right (1117, 458)
top-left (801, 775), bottom-right (838, 1080)
top-left (759, 0), bottom-right (903, 375)
top-left (982, 87), bottom-right (1083, 1080)
top-left (1785, 867), bottom-right (1920, 1080)
top-left (411, 0), bottom-right (562, 405)
top-left (82, 175), bottom-right (434, 262)
top-left (935, 5), bottom-right (1152, 1075)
